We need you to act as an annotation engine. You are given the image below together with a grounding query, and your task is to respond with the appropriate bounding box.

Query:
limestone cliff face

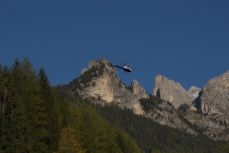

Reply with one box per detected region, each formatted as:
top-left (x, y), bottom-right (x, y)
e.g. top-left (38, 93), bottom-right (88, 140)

top-left (152, 75), bottom-right (194, 109)
top-left (200, 71), bottom-right (229, 115)
top-left (188, 86), bottom-right (201, 99)
top-left (150, 72), bottom-right (229, 140)
top-left (56, 58), bottom-right (229, 140)
top-left (78, 58), bottom-right (144, 115)
top-left (142, 97), bottom-right (197, 135)
top-left (131, 80), bottom-right (149, 100)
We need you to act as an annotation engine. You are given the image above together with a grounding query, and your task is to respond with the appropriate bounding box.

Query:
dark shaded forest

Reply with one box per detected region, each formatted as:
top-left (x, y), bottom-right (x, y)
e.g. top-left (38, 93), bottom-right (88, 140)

top-left (0, 58), bottom-right (140, 153)
top-left (0, 58), bottom-right (229, 153)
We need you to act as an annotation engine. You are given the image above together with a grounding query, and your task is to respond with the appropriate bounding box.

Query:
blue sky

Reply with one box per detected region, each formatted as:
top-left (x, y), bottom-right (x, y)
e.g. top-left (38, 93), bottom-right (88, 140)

top-left (1, 0), bottom-right (229, 93)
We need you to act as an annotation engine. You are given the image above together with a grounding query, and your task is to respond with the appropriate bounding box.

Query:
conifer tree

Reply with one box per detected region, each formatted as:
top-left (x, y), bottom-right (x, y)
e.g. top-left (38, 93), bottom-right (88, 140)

top-left (0, 66), bottom-right (10, 115)
top-left (1, 58), bottom-right (29, 152)
top-left (0, 66), bottom-right (10, 152)
top-left (115, 129), bottom-right (141, 153)
top-left (38, 66), bottom-right (61, 151)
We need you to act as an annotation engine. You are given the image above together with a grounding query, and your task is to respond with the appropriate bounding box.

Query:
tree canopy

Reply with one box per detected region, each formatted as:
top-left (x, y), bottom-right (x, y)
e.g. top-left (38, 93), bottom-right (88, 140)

top-left (0, 58), bottom-right (140, 153)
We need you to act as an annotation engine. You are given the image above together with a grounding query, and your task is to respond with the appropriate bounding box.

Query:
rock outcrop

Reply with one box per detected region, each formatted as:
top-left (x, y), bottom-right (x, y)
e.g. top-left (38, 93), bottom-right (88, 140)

top-left (131, 80), bottom-right (149, 100)
top-left (81, 68), bottom-right (88, 75)
top-left (142, 96), bottom-right (197, 135)
top-left (152, 75), bottom-right (194, 109)
top-left (78, 58), bottom-right (144, 115)
top-left (56, 58), bottom-right (229, 140)
top-left (188, 86), bottom-right (201, 99)
top-left (199, 71), bottom-right (229, 115)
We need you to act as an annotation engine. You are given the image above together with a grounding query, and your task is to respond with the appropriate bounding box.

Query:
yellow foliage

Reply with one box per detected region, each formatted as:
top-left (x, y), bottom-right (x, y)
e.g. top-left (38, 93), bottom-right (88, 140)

top-left (55, 124), bottom-right (85, 153)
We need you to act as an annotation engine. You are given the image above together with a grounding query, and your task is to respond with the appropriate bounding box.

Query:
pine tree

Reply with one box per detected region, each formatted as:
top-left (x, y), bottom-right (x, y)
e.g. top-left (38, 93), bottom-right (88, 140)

top-left (115, 128), bottom-right (141, 153)
top-left (38, 66), bottom-right (61, 152)
top-left (0, 66), bottom-right (10, 115)
top-left (68, 103), bottom-right (121, 153)
top-left (0, 58), bottom-right (29, 152)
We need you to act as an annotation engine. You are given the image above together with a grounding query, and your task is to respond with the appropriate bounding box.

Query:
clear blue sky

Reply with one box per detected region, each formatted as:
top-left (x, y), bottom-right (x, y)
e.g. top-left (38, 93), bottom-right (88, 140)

top-left (1, 0), bottom-right (229, 93)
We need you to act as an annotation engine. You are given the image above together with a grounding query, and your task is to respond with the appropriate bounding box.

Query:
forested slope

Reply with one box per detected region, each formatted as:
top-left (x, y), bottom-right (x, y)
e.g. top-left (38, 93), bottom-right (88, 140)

top-left (0, 58), bottom-right (140, 153)
top-left (1, 58), bottom-right (228, 153)
top-left (91, 101), bottom-right (226, 153)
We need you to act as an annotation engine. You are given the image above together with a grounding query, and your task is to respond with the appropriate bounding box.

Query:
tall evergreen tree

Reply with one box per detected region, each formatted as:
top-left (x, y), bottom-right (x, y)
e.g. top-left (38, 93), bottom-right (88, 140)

top-left (0, 58), bottom-right (30, 152)
top-left (20, 58), bottom-right (49, 152)
top-left (0, 66), bottom-right (10, 152)
top-left (38, 66), bottom-right (61, 152)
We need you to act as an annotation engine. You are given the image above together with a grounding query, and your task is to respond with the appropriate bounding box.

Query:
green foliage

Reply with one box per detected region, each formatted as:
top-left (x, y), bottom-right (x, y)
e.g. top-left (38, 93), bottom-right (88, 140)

top-left (0, 58), bottom-right (64, 152)
top-left (216, 143), bottom-right (229, 153)
top-left (0, 58), bottom-right (140, 153)
top-left (2, 58), bottom-right (227, 153)
top-left (79, 65), bottom-right (103, 86)
top-left (61, 101), bottom-right (141, 153)
top-left (115, 128), bottom-right (141, 153)
top-left (55, 124), bottom-right (85, 153)
top-left (139, 95), bottom-right (164, 112)
top-left (92, 103), bottom-right (226, 153)
top-left (55, 64), bottom-right (104, 103)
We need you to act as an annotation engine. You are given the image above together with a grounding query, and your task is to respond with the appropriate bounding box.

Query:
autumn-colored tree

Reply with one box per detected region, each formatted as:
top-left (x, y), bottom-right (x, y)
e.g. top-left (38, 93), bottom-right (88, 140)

top-left (55, 124), bottom-right (85, 153)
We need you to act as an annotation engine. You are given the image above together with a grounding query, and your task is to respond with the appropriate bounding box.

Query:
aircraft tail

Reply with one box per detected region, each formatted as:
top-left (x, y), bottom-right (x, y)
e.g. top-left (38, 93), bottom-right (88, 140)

top-left (114, 64), bottom-right (119, 69)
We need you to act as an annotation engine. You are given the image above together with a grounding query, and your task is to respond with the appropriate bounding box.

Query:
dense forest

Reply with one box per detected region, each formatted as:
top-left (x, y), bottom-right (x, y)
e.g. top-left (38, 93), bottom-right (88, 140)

top-left (0, 58), bottom-right (140, 153)
top-left (92, 102), bottom-right (226, 153)
top-left (1, 58), bottom-right (229, 152)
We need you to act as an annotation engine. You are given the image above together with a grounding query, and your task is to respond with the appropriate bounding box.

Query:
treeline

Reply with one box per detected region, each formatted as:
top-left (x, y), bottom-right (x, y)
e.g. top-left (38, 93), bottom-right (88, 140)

top-left (1, 58), bottom-right (229, 153)
top-left (0, 58), bottom-right (64, 152)
top-left (0, 58), bottom-right (140, 153)
top-left (91, 102), bottom-right (227, 153)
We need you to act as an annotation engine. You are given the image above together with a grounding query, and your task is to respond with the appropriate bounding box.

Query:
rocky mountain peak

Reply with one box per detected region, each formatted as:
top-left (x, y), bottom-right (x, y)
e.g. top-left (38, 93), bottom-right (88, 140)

top-left (152, 75), bottom-right (195, 109)
top-left (131, 79), bottom-right (149, 100)
top-left (78, 58), bottom-right (144, 115)
top-left (88, 58), bottom-right (113, 70)
top-left (200, 70), bottom-right (229, 115)
top-left (81, 58), bottom-right (115, 74)
top-left (56, 58), bottom-right (229, 140)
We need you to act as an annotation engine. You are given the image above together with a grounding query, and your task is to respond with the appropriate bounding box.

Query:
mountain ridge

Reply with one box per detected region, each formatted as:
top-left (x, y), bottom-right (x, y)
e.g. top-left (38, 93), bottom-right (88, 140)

top-left (56, 58), bottom-right (229, 141)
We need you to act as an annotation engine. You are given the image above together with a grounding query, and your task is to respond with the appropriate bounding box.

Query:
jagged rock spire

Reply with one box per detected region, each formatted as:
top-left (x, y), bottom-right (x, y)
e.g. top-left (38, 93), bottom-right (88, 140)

top-left (131, 80), bottom-right (149, 99)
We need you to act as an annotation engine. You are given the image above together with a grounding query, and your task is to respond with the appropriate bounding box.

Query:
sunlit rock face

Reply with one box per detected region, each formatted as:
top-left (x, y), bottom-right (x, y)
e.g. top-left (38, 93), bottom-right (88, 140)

top-left (150, 73), bottom-right (229, 140)
top-left (199, 71), bottom-right (229, 115)
top-left (78, 58), bottom-right (144, 115)
top-left (188, 86), bottom-right (201, 99)
top-left (183, 70), bottom-right (229, 141)
top-left (131, 79), bottom-right (149, 100)
top-left (57, 58), bottom-right (229, 140)
top-left (152, 75), bottom-right (196, 109)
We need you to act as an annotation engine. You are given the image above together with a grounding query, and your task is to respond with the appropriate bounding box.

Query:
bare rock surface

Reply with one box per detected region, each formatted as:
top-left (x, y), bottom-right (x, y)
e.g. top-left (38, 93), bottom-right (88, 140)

top-left (151, 73), bottom-right (229, 140)
top-left (152, 75), bottom-right (194, 109)
top-left (56, 58), bottom-right (229, 140)
top-left (131, 79), bottom-right (149, 99)
top-left (188, 86), bottom-right (201, 99)
top-left (78, 58), bottom-right (144, 115)
top-left (199, 71), bottom-right (229, 115)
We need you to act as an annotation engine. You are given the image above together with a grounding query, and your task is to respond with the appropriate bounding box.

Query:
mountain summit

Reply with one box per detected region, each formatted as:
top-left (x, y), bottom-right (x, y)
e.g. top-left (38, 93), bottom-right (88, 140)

top-left (152, 75), bottom-right (199, 109)
top-left (199, 70), bottom-right (229, 115)
top-left (74, 58), bottom-right (146, 115)
top-left (56, 58), bottom-right (229, 140)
